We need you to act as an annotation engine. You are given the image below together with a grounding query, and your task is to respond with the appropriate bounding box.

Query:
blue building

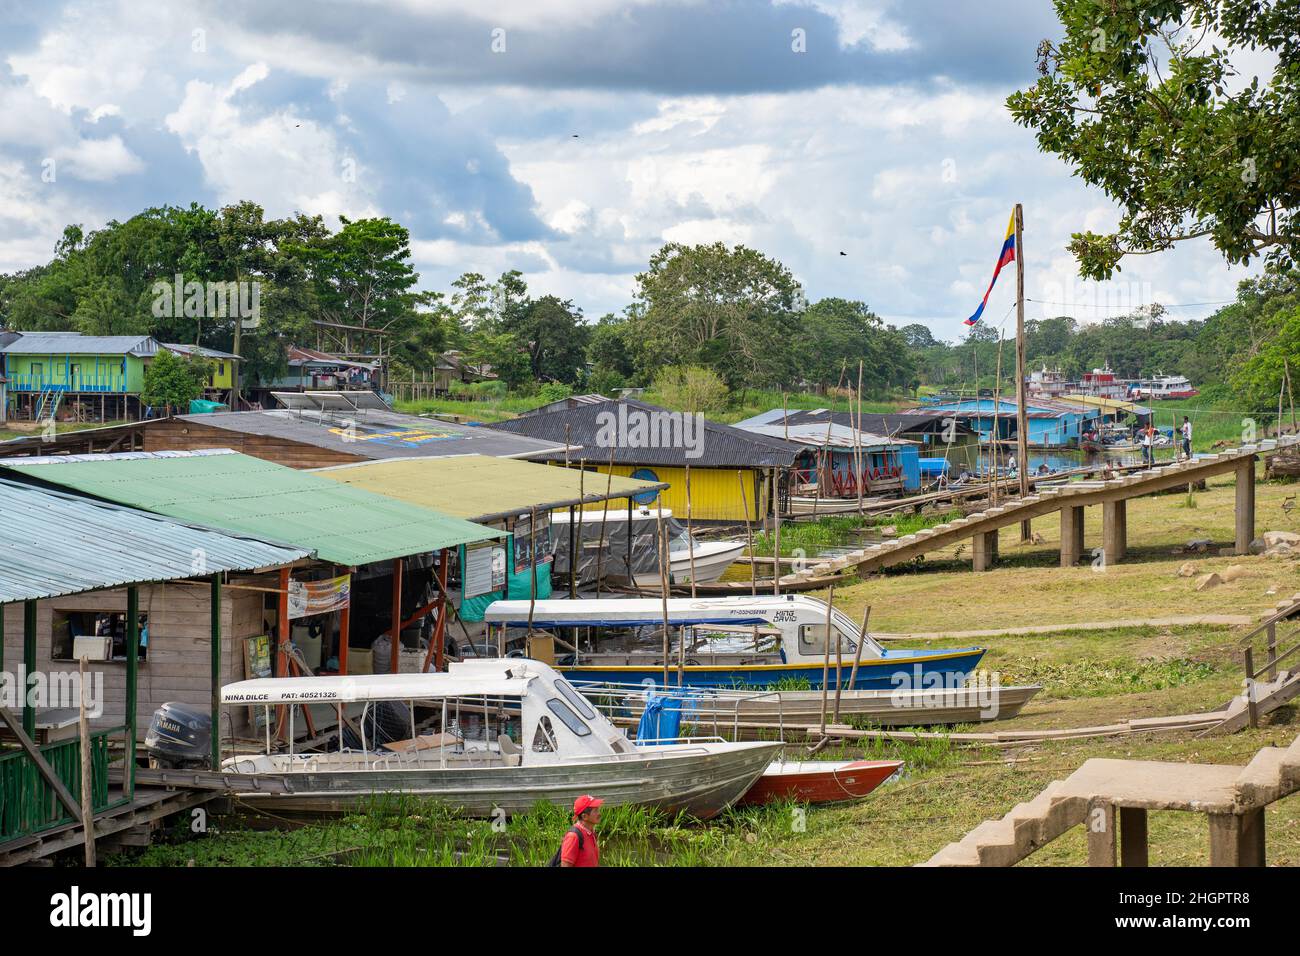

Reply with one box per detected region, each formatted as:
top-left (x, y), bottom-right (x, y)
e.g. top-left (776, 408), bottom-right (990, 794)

top-left (908, 397), bottom-right (1103, 448)
top-left (733, 416), bottom-right (922, 496)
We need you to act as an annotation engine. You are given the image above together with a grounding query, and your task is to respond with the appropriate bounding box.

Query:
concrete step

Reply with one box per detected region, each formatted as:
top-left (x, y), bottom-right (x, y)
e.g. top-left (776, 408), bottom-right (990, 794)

top-left (1234, 746), bottom-right (1294, 809)
top-left (919, 841), bottom-right (981, 867)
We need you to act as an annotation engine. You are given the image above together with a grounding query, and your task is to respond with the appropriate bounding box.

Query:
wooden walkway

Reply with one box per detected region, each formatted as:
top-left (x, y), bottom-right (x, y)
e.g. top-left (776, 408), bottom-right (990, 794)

top-left (781, 435), bottom-right (1300, 584)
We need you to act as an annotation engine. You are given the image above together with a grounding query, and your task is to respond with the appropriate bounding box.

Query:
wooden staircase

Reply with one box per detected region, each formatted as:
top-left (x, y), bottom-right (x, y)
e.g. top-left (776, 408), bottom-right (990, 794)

top-left (922, 732), bottom-right (1300, 867)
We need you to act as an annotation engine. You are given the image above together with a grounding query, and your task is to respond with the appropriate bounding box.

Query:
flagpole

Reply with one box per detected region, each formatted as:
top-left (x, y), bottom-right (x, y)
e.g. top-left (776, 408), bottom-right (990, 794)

top-left (1014, 202), bottom-right (1031, 540)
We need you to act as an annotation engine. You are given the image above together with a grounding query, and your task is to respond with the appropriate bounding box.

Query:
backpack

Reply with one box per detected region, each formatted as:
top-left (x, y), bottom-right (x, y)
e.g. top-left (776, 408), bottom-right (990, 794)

top-left (546, 826), bottom-right (584, 867)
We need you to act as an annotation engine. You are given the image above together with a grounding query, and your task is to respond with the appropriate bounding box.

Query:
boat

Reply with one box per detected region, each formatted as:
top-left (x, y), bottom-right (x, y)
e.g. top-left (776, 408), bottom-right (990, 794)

top-left (1128, 374), bottom-right (1198, 401)
top-left (551, 506), bottom-right (744, 586)
top-left (736, 759), bottom-right (902, 806)
top-left (216, 659), bottom-right (781, 819)
top-left (482, 595), bottom-right (986, 691)
top-left (591, 682), bottom-right (1043, 730)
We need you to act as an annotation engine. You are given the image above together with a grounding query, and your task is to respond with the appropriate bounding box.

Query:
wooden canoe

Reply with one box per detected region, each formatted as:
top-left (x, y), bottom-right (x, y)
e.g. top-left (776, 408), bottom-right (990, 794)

top-left (737, 759), bottom-right (902, 806)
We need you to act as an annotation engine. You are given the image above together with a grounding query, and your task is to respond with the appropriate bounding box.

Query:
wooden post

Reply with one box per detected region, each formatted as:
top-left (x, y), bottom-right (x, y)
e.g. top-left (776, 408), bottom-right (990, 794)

top-left (1266, 621), bottom-right (1278, 680)
top-left (1102, 499), bottom-right (1127, 565)
top-left (23, 599), bottom-right (36, 740)
top-left (772, 470), bottom-right (782, 596)
top-left (1209, 811), bottom-right (1266, 866)
top-left (1060, 504), bottom-right (1085, 567)
top-left (125, 585), bottom-right (138, 796)
top-left (685, 464), bottom-right (697, 599)
top-left (856, 361), bottom-right (865, 514)
top-left (210, 572), bottom-right (222, 771)
top-left (991, 327), bottom-right (1004, 506)
top-left (339, 567), bottom-right (352, 675)
top-left (78, 655), bottom-right (96, 866)
top-left (1014, 203), bottom-right (1030, 540)
top-left (1086, 800), bottom-right (1117, 866)
top-left (568, 505), bottom-right (578, 599)
top-left (575, 463), bottom-right (585, 595)
top-left (655, 508), bottom-right (671, 687)
top-left (972, 529), bottom-right (998, 572)
top-left (433, 551), bottom-right (448, 672)
top-left (276, 568), bottom-right (290, 679)
top-left (594, 446), bottom-right (616, 597)
top-left (1244, 647), bottom-right (1259, 729)
top-left (626, 496), bottom-right (634, 585)
top-left (527, 507), bottom-right (538, 641)
top-left (819, 585), bottom-right (836, 736)
top-left (390, 557), bottom-right (403, 673)
top-left (1119, 807), bottom-right (1148, 867)
top-left (847, 605), bottom-right (871, 691)
top-left (1235, 457), bottom-right (1256, 555)
top-left (738, 471), bottom-right (757, 597)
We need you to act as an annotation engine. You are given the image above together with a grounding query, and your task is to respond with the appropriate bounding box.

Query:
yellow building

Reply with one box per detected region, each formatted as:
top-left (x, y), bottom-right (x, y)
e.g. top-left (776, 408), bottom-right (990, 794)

top-left (488, 398), bottom-right (800, 523)
top-left (161, 343), bottom-right (241, 399)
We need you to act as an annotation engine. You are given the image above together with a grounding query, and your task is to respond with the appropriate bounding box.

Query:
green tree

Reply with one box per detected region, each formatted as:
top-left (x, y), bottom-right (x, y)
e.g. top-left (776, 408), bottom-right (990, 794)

top-left (141, 349), bottom-right (211, 412)
top-left (1008, 0), bottom-right (1300, 279)
top-left (631, 242), bottom-right (801, 388)
top-left (650, 365), bottom-right (730, 415)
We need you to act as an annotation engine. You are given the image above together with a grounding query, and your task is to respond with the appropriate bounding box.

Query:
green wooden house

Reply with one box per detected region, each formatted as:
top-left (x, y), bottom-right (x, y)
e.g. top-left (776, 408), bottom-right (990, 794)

top-left (0, 332), bottom-right (159, 421)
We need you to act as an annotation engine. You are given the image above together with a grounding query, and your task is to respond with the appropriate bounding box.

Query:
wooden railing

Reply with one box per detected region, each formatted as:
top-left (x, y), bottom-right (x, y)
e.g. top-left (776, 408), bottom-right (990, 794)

top-left (1237, 599), bottom-right (1300, 727)
top-left (0, 726), bottom-right (128, 843)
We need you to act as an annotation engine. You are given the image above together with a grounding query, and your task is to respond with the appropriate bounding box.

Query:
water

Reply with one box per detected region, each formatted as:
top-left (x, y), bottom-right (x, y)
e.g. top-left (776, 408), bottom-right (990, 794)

top-left (941, 445), bottom-right (1178, 477)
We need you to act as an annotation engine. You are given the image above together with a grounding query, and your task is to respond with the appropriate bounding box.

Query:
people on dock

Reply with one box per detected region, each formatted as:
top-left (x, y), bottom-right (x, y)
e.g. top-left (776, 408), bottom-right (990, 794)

top-left (1181, 416), bottom-right (1192, 459)
top-left (553, 794), bottom-right (602, 867)
top-left (1140, 423), bottom-right (1155, 466)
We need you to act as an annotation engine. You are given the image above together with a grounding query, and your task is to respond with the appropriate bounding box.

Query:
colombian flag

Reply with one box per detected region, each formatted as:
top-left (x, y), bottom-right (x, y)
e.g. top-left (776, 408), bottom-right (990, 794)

top-left (965, 212), bottom-right (1016, 326)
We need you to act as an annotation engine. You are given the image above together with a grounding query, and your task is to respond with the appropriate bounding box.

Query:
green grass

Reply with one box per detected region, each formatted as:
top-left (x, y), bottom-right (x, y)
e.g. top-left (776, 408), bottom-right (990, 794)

top-left (750, 510), bottom-right (963, 558)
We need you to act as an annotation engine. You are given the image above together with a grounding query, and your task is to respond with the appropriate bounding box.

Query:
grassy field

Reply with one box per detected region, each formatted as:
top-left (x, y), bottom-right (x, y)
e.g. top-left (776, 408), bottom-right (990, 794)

top-left (0, 418), bottom-right (133, 441)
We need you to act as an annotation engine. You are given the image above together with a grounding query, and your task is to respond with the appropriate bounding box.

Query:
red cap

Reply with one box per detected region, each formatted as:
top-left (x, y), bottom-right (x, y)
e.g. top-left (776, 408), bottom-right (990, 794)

top-left (573, 795), bottom-right (604, 818)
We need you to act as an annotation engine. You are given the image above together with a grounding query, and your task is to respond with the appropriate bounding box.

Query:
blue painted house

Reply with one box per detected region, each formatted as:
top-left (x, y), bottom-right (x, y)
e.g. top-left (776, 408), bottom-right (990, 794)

top-left (909, 397), bottom-right (1102, 448)
top-left (734, 416), bottom-right (922, 496)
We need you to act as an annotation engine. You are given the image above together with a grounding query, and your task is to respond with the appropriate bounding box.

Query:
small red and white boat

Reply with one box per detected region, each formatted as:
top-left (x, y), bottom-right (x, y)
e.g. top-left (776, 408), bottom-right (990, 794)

top-left (736, 759), bottom-right (902, 806)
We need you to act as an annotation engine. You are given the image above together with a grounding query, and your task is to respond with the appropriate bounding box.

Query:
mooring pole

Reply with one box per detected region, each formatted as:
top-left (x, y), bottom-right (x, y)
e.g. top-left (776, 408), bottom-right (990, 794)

top-left (1014, 202), bottom-right (1031, 540)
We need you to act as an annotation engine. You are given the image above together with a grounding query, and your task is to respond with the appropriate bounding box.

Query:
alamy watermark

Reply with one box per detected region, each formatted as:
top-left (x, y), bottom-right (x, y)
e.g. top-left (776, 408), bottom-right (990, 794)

top-left (0, 666), bottom-right (103, 718)
top-left (595, 404), bottom-right (705, 460)
top-left (151, 273), bottom-right (261, 329)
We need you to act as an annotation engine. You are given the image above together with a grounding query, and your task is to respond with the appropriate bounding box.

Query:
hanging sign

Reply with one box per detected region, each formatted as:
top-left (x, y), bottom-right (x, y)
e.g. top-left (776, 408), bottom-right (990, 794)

top-left (513, 513), bottom-right (553, 574)
top-left (464, 543), bottom-right (507, 598)
top-left (287, 573), bottom-right (351, 620)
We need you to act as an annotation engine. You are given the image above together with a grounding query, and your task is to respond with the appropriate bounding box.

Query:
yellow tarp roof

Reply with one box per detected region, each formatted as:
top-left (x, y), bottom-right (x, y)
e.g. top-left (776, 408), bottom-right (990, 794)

top-left (313, 455), bottom-right (666, 522)
top-left (1060, 393), bottom-right (1142, 414)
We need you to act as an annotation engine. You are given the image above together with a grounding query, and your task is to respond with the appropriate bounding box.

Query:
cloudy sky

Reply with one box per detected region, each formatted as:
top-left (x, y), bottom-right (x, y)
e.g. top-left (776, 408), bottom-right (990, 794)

top-left (0, 0), bottom-right (1259, 342)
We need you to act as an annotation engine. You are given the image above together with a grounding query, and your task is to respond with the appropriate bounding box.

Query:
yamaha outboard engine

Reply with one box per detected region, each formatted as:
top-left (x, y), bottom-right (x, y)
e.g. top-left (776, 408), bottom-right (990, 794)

top-left (145, 702), bottom-right (212, 768)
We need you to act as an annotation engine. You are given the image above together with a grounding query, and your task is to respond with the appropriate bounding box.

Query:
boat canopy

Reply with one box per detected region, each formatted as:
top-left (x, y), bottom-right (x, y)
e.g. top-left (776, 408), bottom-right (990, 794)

top-left (483, 596), bottom-right (780, 628)
top-left (221, 670), bottom-right (532, 705)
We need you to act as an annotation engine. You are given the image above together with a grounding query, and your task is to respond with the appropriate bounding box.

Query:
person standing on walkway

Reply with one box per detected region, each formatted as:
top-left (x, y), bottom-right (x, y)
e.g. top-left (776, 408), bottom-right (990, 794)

top-left (1181, 416), bottom-right (1192, 459)
top-left (1140, 422), bottom-right (1155, 467)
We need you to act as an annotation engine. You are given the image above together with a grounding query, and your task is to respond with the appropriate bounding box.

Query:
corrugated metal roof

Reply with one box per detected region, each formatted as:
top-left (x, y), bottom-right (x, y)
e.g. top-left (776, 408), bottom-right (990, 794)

top-left (162, 343), bottom-right (241, 361)
top-left (0, 333), bottom-right (158, 357)
top-left (0, 477), bottom-right (308, 602)
top-left (314, 454), bottom-right (666, 522)
top-left (174, 408), bottom-right (567, 460)
top-left (487, 398), bottom-right (802, 468)
top-left (0, 450), bottom-right (500, 567)
top-left (783, 409), bottom-right (975, 437)
top-left (737, 422), bottom-right (917, 449)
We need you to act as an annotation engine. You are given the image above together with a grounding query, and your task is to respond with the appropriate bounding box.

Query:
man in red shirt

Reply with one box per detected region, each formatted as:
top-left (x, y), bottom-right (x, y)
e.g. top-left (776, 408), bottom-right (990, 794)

top-left (559, 795), bottom-right (602, 867)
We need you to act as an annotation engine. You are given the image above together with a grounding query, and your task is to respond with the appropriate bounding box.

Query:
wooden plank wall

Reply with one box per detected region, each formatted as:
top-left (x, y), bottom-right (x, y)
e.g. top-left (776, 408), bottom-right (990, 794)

top-left (142, 419), bottom-right (364, 470)
top-left (1, 581), bottom-right (267, 737)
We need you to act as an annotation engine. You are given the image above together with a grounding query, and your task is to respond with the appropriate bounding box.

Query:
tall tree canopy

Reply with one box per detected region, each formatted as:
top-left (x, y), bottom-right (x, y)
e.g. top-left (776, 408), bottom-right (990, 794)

top-left (1009, 0), bottom-right (1300, 279)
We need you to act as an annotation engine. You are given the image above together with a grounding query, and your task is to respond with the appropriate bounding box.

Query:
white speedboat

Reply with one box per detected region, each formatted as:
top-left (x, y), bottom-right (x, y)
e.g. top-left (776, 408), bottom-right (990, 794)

top-left (218, 659), bottom-right (779, 819)
top-left (551, 506), bottom-right (743, 586)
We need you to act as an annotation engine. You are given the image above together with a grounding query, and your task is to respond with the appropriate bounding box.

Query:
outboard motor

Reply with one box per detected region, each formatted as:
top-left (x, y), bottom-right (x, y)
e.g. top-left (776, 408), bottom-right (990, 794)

top-left (145, 702), bottom-right (212, 768)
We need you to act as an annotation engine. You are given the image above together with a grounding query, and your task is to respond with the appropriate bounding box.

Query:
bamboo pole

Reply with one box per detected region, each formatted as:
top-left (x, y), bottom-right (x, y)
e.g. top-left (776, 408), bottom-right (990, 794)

top-left (772, 469), bottom-right (782, 596)
top-left (856, 360), bottom-right (864, 514)
top-left (847, 605), bottom-right (871, 690)
top-left (991, 327), bottom-right (1004, 506)
top-left (738, 470), bottom-right (757, 597)
top-left (78, 655), bottom-right (95, 867)
top-left (685, 463), bottom-right (698, 599)
top-left (594, 444), bottom-right (616, 597)
top-left (819, 585), bottom-right (836, 736)
top-left (1014, 202), bottom-right (1030, 539)
top-left (575, 461), bottom-right (586, 595)
top-left (526, 507), bottom-right (538, 651)
top-left (654, 506), bottom-right (671, 686)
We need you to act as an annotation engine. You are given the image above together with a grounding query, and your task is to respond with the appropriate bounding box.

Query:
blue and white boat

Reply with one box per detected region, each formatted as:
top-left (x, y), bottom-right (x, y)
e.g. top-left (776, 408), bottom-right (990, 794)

top-left (481, 595), bottom-right (985, 691)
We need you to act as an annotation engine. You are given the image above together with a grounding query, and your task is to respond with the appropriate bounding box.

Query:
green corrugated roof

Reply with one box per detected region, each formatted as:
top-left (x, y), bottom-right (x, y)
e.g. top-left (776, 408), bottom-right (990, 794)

top-left (315, 454), bottom-right (666, 521)
top-left (0, 450), bottom-right (499, 567)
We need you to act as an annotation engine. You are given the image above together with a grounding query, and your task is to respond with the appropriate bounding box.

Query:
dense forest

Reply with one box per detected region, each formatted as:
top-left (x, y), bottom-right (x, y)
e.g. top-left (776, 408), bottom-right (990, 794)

top-left (1, 202), bottom-right (1298, 416)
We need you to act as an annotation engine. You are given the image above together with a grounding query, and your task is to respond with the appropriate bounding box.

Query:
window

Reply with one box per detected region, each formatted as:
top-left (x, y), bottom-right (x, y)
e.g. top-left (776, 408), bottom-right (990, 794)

top-left (546, 699), bottom-right (592, 737)
top-left (531, 716), bottom-right (557, 752)
top-left (51, 610), bottom-right (149, 663)
top-left (798, 623), bottom-right (857, 657)
top-left (555, 679), bottom-right (597, 719)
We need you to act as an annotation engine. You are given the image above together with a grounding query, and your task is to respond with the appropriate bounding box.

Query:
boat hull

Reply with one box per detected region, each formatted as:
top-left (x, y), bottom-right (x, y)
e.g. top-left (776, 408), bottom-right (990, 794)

top-left (632, 541), bottom-right (746, 586)
top-left (613, 684), bottom-right (1041, 730)
top-left (737, 759), bottom-right (902, 806)
top-left (561, 649), bottom-right (986, 691)
top-left (223, 741), bottom-right (782, 820)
